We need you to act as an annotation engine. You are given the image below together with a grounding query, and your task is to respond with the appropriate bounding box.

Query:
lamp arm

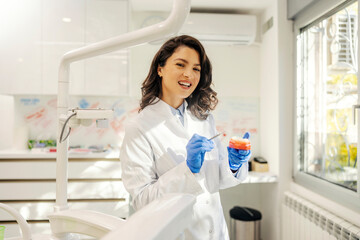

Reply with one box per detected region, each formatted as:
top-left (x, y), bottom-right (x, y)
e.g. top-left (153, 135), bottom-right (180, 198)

top-left (55, 0), bottom-right (191, 211)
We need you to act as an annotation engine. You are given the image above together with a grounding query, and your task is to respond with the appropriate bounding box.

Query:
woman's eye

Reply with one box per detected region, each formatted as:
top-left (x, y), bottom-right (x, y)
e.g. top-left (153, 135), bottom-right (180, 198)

top-left (176, 63), bottom-right (184, 67)
top-left (194, 68), bottom-right (201, 72)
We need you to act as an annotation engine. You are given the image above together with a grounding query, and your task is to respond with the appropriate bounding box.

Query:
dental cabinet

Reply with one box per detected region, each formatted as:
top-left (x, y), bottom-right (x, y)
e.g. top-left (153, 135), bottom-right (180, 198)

top-left (0, 0), bottom-right (129, 96)
top-left (0, 151), bottom-right (129, 237)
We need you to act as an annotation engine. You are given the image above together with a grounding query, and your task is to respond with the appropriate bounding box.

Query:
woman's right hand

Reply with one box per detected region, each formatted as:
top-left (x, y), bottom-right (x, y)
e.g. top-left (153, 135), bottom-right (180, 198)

top-left (186, 134), bottom-right (214, 173)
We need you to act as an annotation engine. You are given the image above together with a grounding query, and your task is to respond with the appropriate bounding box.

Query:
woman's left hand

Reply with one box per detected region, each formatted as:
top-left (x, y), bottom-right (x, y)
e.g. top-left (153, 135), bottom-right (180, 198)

top-left (227, 147), bottom-right (251, 171)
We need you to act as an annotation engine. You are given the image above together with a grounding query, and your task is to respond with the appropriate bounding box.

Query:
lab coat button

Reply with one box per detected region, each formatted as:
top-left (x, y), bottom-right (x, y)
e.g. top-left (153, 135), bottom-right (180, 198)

top-left (206, 200), bottom-right (209, 204)
top-left (209, 229), bottom-right (213, 234)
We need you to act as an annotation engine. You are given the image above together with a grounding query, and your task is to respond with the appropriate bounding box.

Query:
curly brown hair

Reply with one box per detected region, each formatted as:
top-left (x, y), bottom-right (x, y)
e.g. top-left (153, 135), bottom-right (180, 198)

top-left (140, 35), bottom-right (218, 120)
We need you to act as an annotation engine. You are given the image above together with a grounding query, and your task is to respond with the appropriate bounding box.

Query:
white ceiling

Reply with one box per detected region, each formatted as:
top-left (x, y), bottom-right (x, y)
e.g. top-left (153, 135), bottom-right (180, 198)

top-left (130, 0), bottom-right (273, 13)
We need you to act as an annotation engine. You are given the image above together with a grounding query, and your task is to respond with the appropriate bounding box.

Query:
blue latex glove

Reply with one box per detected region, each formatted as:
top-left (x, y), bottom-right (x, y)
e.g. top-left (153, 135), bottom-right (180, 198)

top-left (227, 132), bottom-right (252, 171)
top-left (186, 134), bottom-right (214, 173)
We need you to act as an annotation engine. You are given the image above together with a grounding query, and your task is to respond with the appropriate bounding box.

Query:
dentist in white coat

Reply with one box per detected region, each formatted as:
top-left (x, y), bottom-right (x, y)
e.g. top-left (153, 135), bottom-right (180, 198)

top-left (120, 35), bottom-right (252, 240)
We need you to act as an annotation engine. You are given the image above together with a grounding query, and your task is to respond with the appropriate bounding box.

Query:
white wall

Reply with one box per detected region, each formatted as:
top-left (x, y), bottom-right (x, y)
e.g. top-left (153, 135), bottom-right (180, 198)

top-left (0, 95), bottom-right (14, 150)
top-left (260, 3), bottom-right (279, 177)
top-left (259, 2), bottom-right (281, 239)
top-left (259, 0), bottom-right (294, 239)
top-left (205, 44), bottom-right (260, 98)
top-left (128, 44), bottom-right (158, 99)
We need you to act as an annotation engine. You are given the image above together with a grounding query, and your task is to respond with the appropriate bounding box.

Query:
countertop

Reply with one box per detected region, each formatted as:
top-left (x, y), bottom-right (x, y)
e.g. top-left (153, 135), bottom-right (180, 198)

top-left (244, 171), bottom-right (277, 183)
top-left (0, 149), bottom-right (277, 183)
top-left (0, 149), bottom-right (120, 159)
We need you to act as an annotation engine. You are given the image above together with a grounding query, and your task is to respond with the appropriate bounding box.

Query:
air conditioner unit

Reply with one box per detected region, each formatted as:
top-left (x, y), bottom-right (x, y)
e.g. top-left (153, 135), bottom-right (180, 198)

top-left (179, 13), bottom-right (257, 45)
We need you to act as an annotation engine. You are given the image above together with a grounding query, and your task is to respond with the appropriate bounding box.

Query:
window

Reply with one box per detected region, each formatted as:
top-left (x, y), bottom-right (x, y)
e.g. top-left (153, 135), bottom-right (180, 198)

top-left (295, 0), bottom-right (360, 209)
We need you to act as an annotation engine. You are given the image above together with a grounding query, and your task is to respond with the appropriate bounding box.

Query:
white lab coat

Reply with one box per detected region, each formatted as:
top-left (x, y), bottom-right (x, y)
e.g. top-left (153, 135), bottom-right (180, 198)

top-left (120, 98), bottom-right (248, 240)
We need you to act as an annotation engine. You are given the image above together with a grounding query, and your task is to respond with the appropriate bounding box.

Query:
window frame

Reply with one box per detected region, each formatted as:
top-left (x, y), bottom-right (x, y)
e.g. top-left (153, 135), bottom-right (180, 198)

top-left (293, 0), bottom-right (360, 212)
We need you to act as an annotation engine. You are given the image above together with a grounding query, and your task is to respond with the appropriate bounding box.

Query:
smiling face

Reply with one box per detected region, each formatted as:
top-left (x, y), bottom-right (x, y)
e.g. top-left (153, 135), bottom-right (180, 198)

top-left (158, 46), bottom-right (201, 109)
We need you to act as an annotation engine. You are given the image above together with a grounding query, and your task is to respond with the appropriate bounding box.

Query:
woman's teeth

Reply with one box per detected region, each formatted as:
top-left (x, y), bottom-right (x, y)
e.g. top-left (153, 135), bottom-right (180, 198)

top-left (179, 81), bottom-right (191, 87)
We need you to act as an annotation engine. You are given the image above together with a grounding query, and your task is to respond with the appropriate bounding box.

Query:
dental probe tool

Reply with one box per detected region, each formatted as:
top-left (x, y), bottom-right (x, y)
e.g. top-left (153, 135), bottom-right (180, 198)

top-left (209, 132), bottom-right (225, 140)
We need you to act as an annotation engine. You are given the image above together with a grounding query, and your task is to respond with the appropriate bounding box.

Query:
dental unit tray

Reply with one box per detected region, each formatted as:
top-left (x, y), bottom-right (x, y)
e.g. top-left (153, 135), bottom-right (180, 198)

top-left (71, 108), bottom-right (114, 119)
top-left (59, 108), bottom-right (114, 143)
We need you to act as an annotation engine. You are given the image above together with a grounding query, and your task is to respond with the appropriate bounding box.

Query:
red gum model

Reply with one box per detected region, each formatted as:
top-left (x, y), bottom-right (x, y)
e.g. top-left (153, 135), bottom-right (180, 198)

top-left (229, 137), bottom-right (251, 150)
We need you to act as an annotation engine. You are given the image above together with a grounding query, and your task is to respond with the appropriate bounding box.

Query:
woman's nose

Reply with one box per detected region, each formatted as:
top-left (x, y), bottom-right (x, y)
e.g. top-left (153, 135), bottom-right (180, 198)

top-left (183, 69), bottom-right (192, 78)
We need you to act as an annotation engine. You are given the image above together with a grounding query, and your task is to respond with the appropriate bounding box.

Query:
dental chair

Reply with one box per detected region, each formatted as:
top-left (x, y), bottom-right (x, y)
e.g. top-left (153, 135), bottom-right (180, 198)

top-left (1, 193), bottom-right (195, 240)
top-left (0, 194), bottom-right (196, 240)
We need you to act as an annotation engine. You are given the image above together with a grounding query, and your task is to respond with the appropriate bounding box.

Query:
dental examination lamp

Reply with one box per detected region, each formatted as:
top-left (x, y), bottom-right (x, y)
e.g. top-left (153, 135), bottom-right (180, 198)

top-left (55, 0), bottom-right (190, 207)
top-left (0, 0), bottom-right (192, 239)
top-left (59, 108), bottom-right (114, 143)
top-left (55, 0), bottom-right (190, 214)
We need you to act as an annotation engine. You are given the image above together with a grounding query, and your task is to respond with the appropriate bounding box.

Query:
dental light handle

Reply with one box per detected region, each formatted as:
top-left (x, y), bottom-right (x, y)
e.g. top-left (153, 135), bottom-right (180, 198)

top-left (56, 0), bottom-right (191, 211)
top-left (0, 203), bottom-right (32, 240)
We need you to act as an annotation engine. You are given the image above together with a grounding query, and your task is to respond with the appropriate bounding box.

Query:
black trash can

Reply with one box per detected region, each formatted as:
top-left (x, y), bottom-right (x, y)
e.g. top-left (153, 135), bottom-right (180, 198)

top-left (229, 206), bottom-right (262, 240)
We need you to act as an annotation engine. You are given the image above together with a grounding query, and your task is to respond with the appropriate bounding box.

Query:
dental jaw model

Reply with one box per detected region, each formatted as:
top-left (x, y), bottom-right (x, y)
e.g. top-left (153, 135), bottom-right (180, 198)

top-left (229, 136), bottom-right (251, 150)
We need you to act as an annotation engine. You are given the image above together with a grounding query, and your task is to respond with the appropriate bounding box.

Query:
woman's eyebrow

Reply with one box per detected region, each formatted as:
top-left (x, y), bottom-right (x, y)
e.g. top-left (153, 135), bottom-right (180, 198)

top-left (174, 58), bottom-right (201, 66)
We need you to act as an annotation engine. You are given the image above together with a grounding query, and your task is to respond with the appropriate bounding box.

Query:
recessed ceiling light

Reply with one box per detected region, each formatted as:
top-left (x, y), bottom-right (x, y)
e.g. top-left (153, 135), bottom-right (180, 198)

top-left (62, 17), bottom-right (72, 23)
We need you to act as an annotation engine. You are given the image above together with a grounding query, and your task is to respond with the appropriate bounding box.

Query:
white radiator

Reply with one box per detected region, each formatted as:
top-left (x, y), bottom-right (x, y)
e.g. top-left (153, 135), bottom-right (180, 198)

top-left (282, 192), bottom-right (360, 240)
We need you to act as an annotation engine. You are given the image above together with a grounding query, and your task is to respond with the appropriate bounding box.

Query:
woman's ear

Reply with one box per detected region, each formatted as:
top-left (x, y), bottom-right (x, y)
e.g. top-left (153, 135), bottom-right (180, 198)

top-left (157, 66), bottom-right (163, 78)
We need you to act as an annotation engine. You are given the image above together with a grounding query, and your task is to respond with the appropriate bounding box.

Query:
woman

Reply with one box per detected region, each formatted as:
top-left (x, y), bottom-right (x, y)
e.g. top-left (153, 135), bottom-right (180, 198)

top-left (120, 35), bottom-right (251, 239)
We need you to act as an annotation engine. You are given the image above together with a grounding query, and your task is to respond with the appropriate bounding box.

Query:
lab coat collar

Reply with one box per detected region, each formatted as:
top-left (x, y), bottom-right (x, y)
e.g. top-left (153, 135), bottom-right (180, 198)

top-left (152, 97), bottom-right (189, 118)
top-left (147, 97), bottom-right (191, 134)
top-left (169, 101), bottom-right (185, 117)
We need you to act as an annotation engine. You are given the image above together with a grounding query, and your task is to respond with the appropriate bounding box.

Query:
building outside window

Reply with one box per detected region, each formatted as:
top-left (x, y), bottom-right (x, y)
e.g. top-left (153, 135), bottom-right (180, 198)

top-left (295, 0), bottom-right (360, 210)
